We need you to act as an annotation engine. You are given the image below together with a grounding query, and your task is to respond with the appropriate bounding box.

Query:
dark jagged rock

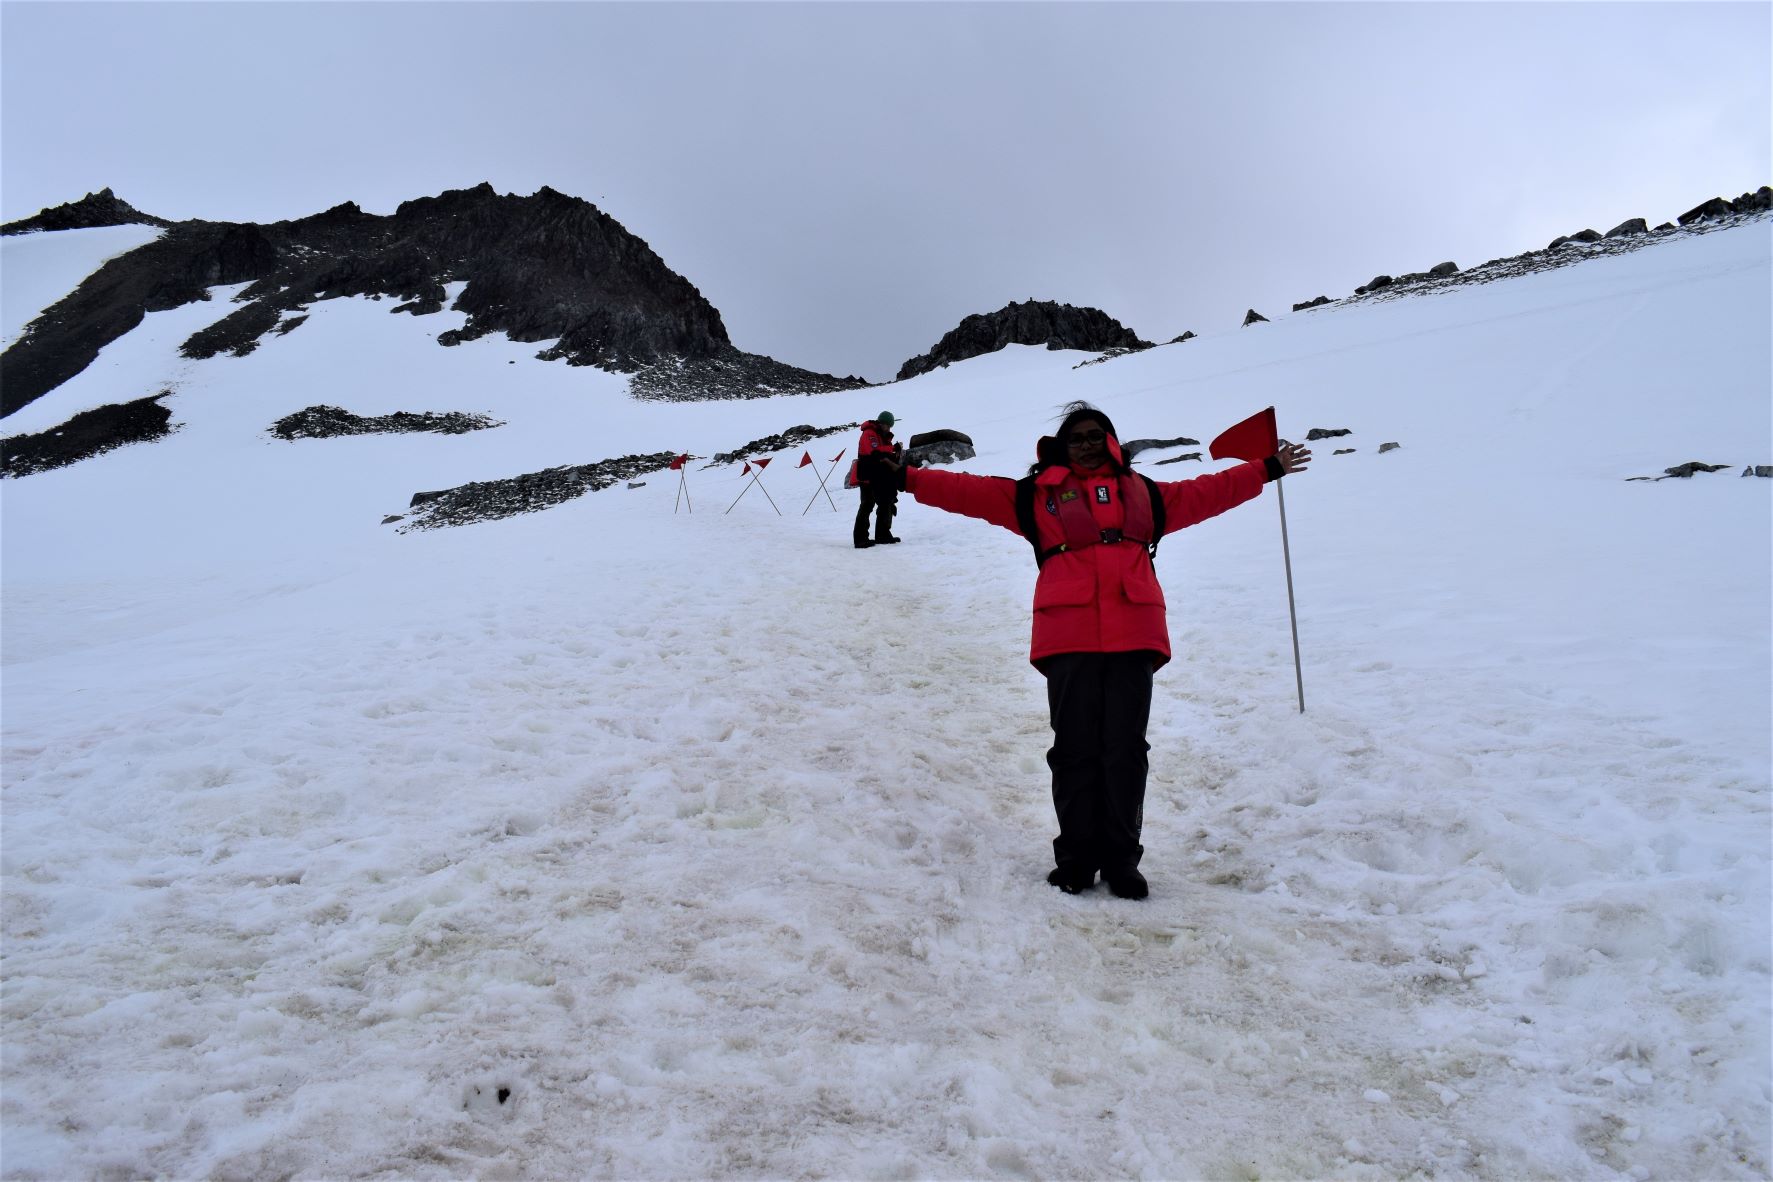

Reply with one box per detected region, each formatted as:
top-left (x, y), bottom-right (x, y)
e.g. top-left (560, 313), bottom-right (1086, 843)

top-left (1679, 198), bottom-right (1734, 226)
top-left (1365, 275), bottom-right (1395, 292)
top-left (1378, 442), bottom-right (1401, 454)
top-left (1735, 187), bottom-right (1773, 213)
top-left (3, 183), bottom-right (859, 417)
top-left (1242, 308), bottom-right (1269, 326)
top-left (1605, 218), bottom-right (1648, 238)
top-left (1123, 436), bottom-right (1199, 457)
top-left (1292, 296), bottom-right (1332, 311)
top-left (704, 423), bottom-right (857, 468)
top-left (1429, 262), bottom-right (1459, 277)
top-left (1334, 448), bottom-right (1356, 455)
top-left (401, 450), bottom-right (677, 530)
top-left (896, 300), bottom-right (1150, 381)
top-left (1154, 452), bottom-right (1202, 465)
top-left (1, 392), bottom-right (176, 477)
top-left (270, 405), bottom-right (503, 440)
top-left (1742, 465), bottom-right (1772, 478)
top-left (1305, 427), bottom-right (1352, 441)
top-left (1169, 331), bottom-right (1197, 343)
top-left (1569, 229), bottom-right (1603, 244)
top-left (1, 188), bottom-right (171, 235)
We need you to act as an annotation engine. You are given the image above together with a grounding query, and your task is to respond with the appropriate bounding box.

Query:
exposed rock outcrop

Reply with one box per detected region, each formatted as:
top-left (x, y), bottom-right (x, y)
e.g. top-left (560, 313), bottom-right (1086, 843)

top-left (906, 429), bottom-right (975, 466)
top-left (1242, 309), bottom-right (1269, 326)
top-left (1292, 296), bottom-right (1332, 312)
top-left (1, 392), bottom-right (176, 477)
top-left (1305, 427), bottom-right (1352, 441)
top-left (896, 300), bottom-right (1150, 381)
top-left (403, 451), bottom-right (678, 530)
top-left (703, 423), bottom-right (856, 468)
top-left (1123, 436), bottom-right (1199, 458)
top-left (270, 405), bottom-right (503, 440)
top-left (0, 188), bottom-right (171, 235)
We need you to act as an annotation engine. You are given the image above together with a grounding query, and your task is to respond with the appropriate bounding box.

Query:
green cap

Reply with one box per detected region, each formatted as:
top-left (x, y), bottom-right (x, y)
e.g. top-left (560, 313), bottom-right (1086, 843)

top-left (877, 411), bottom-right (895, 426)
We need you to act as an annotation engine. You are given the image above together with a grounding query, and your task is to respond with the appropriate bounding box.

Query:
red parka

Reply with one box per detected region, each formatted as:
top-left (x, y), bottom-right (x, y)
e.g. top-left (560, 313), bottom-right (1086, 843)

top-left (904, 458), bottom-right (1268, 668)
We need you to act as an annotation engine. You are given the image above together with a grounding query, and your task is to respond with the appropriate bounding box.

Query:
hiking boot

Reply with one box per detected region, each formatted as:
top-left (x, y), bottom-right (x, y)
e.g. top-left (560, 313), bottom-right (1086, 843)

top-left (874, 534), bottom-right (901, 544)
top-left (854, 538), bottom-right (875, 549)
top-left (1104, 869), bottom-right (1148, 900)
top-left (1047, 866), bottom-right (1096, 894)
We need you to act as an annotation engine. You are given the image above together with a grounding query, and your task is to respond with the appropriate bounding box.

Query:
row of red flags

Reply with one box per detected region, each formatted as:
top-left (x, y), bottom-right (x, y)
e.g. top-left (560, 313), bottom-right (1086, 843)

top-left (670, 448), bottom-right (847, 474)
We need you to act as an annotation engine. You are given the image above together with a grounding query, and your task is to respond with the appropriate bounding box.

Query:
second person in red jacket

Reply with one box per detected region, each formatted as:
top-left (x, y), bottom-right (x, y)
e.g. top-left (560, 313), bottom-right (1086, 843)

top-left (902, 401), bottom-right (1311, 899)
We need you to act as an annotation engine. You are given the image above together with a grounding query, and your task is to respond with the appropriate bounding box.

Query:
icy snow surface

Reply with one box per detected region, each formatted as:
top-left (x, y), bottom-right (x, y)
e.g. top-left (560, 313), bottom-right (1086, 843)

top-left (2, 222), bottom-right (1770, 1178)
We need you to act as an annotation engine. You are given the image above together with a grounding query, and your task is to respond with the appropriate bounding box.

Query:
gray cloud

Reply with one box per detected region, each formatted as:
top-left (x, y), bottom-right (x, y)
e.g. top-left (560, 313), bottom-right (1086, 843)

top-left (3, 1), bottom-right (1767, 381)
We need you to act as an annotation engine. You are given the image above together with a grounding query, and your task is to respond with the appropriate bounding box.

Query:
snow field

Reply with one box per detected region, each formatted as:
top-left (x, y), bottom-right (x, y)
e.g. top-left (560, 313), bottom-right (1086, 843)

top-left (2, 218), bottom-right (1769, 1178)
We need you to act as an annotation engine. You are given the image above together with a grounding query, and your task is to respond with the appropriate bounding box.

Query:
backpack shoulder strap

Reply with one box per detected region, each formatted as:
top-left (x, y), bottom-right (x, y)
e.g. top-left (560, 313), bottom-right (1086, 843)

top-left (1138, 473), bottom-right (1166, 559)
top-left (1014, 476), bottom-right (1046, 566)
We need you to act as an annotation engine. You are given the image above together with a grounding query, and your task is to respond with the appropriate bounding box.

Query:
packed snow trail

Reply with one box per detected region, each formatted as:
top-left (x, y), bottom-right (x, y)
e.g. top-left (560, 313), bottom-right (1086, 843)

top-left (5, 495), bottom-right (1766, 1179)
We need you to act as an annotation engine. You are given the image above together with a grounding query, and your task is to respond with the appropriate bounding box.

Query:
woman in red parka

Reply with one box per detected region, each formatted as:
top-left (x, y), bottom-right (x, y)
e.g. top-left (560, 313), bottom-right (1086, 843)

top-left (902, 402), bottom-right (1311, 899)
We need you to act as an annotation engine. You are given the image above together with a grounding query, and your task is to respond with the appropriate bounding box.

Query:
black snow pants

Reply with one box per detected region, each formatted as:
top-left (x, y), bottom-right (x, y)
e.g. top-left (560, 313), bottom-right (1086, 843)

top-left (854, 482), bottom-right (898, 544)
top-left (1039, 651), bottom-right (1156, 877)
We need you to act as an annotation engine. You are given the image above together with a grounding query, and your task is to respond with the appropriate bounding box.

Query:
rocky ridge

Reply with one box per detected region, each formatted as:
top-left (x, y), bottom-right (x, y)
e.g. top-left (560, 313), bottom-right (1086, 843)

top-left (1, 184), bottom-right (866, 417)
top-left (0, 188), bottom-right (172, 235)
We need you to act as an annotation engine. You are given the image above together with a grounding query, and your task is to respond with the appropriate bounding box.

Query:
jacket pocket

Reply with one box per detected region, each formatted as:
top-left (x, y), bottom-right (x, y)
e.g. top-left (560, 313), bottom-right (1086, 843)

top-left (1121, 556), bottom-right (1167, 606)
top-left (1033, 564), bottom-right (1094, 609)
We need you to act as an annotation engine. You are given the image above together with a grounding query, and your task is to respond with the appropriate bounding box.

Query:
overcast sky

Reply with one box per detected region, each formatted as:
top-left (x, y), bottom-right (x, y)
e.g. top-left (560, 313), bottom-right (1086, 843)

top-left (3, 1), bottom-right (1768, 382)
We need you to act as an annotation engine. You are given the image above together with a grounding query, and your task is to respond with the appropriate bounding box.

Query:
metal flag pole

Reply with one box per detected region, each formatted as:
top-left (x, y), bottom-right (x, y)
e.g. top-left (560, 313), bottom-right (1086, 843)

top-left (802, 460), bottom-right (842, 514)
top-left (675, 467), bottom-right (692, 514)
top-left (1275, 478), bottom-right (1305, 713)
top-left (753, 473), bottom-right (782, 516)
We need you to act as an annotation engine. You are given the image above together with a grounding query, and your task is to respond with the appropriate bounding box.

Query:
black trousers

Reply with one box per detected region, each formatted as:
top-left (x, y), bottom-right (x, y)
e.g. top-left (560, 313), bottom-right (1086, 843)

top-left (1040, 651), bottom-right (1156, 876)
top-left (854, 483), bottom-right (897, 543)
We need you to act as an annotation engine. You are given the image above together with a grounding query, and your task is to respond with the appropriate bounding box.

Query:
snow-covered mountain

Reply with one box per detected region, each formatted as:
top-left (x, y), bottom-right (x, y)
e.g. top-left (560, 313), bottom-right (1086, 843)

top-left (1, 205), bottom-right (1768, 1178)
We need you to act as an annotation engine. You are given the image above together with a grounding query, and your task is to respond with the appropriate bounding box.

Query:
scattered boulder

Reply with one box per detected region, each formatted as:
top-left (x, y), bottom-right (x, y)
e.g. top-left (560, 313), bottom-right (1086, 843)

top-left (1378, 442), bottom-right (1401, 454)
top-left (271, 405), bottom-right (503, 440)
top-left (907, 428), bottom-right (976, 466)
top-left (1429, 261), bottom-right (1459, 277)
top-left (1242, 308), bottom-right (1269, 326)
top-left (1333, 448), bottom-right (1356, 455)
top-left (1123, 436), bottom-right (1199, 458)
top-left (1653, 222), bottom-right (1675, 232)
top-left (1735, 186), bottom-right (1773, 213)
top-left (1678, 197), bottom-right (1733, 226)
top-left (1743, 465), bottom-right (1772, 478)
top-left (1305, 427), bottom-right (1352, 441)
top-left (1569, 229), bottom-right (1602, 243)
top-left (1292, 296), bottom-right (1332, 311)
top-left (626, 481), bottom-right (646, 489)
top-left (2, 392), bottom-right (177, 477)
top-left (1605, 218), bottom-right (1648, 239)
top-left (1365, 275), bottom-right (1394, 291)
top-left (1154, 452), bottom-right (1203, 465)
top-left (1169, 331), bottom-right (1197, 344)
top-left (897, 300), bottom-right (1151, 381)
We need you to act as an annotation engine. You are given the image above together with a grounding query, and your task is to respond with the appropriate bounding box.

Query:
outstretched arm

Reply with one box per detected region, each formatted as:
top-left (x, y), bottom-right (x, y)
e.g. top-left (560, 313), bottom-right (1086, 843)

top-left (903, 466), bottom-right (1023, 534)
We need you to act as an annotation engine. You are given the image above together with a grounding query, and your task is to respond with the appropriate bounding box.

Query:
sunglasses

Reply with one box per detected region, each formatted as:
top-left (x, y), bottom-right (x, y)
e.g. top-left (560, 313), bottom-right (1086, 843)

top-left (1066, 430), bottom-right (1107, 448)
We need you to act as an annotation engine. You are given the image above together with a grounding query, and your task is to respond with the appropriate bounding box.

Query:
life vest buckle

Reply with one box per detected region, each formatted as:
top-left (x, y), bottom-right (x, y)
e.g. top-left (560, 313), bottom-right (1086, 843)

top-left (1099, 528), bottom-right (1124, 544)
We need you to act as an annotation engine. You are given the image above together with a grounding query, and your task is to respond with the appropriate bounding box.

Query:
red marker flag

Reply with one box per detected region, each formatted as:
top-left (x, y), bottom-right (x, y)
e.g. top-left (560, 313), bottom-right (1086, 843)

top-left (830, 448), bottom-right (846, 463)
top-left (1209, 406), bottom-right (1278, 463)
top-left (669, 453), bottom-right (688, 471)
top-left (753, 456), bottom-right (772, 469)
top-left (798, 450), bottom-right (813, 467)
top-left (741, 461), bottom-right (751, 476)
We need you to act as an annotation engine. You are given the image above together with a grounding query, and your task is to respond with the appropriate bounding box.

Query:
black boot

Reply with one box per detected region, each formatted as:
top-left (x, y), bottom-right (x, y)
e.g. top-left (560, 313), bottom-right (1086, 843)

top-left (1104, 868), bottom-right (1148, 899)
top-left (1047, 866), bottom-right (1096, 894)
top-left (854, 538), bottom-right (875, 549)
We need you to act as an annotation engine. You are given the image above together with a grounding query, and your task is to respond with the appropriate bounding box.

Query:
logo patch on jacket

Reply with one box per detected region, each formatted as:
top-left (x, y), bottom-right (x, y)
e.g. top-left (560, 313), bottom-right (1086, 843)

top-left (1058, 490), bottom-right (1080, 503)
top-left (1095, 485), bottom-right (1112, 504)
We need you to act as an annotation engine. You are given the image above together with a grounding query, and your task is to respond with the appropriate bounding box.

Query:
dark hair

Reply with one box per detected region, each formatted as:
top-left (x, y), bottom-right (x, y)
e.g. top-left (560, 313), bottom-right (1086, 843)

top-left (1029, 401), bottom-right (1122, 475)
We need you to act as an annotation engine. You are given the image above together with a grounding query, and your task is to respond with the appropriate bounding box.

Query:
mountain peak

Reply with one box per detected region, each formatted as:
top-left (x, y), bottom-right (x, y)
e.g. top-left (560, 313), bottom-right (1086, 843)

top-left (1, 189), bottom-right (172, 235)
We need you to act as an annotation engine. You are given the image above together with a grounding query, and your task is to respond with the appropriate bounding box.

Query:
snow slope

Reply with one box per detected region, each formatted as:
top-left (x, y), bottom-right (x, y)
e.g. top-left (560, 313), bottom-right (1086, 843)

top-left (2, 221), bottom-right (1769, 1179)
